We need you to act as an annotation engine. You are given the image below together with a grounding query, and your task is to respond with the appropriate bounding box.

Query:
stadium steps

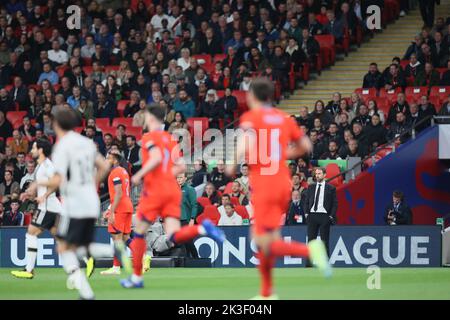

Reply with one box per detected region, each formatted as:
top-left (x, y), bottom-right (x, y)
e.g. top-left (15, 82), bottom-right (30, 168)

top-left (277, 3), bottom-right (435, 115)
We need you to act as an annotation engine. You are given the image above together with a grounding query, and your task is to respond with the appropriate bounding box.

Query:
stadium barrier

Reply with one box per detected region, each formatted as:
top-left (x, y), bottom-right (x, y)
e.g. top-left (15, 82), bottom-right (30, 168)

top-left (0, 225), bottom-right (441, 268)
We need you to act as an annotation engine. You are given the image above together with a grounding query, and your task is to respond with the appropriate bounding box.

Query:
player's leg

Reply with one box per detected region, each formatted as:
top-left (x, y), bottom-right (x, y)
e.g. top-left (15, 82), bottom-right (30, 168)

top-left (11, 224), bottom-right (43, 279)
top-left (100, 232), bottom-right (124, 275)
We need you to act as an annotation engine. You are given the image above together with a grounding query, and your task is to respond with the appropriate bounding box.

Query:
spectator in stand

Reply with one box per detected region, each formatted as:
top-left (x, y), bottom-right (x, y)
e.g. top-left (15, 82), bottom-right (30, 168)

top-left (0, 170), bottom-right (20, 203)
top-left (16, 152), bottom-right (27, 179)
top-left (404, 53), bottom-right (423, 82)
top-left (351, 122), bottom-right (369, 154)
top-left (408, 103), bottom-right (426, 132)
top-left (168, 111), bottom-right (188, 134)
top-left (352, 104), bottom-right (371, 127)
top-left (199, 89), bottom-right (221, 129)
top-left (210, 159), bottom-right (231, 192)
top-left (230, 181), bottom-right (249, 206)
top-left (0, 202), bottom-right (4, 226)
top-left (414, 62), bottom-right (440, 87)
top-left (363, 63), bottom-right (382, 89)
top-left (7, 129), bottom-right (29, 156)
top-left (339, 2), bottom-right (358, 36)
top-left (124, 135), bottom-right (141, 175)
top-left (384, 190), bottom-right (412, 225)
top-left (419, 43), bottom-right (438, 67)
top-left (388, 112), bottom-right (411, 142)
top-left (311, 99), bottom-right (333, 127)
top-left (75, 97), bottom-right (94, 122)
top-left (18, 116), bottom-right (36, 140)
top-left (365, 114), bottom-right (388, 152)
top-left (191, 159), bottom-right (210, 188)
top-left (37, 62), bottom-right (58, 85)
top-left (296, 106), bottom-right (310, 128)
top-left (113, 124), bottom-right (127, 151)
top-left (202, 182), bottom-right (221, 206)
top-left (431, 31), bottom-right (448, 68)
top-left (132, 99), bottom-right (147, 127)
top-left (285, 189), bottom-right (306, 225)
top-left (85, 125), bottom-right (106, 155)
top-left (320, 141), bottom-right (342, 160)
top-left (94, 92), bottom-right (116, 120)
top-left (173, 89), bottom-right (196, 119)
top-left (387, 93), bottom-right (410, 126)
top-left (404, 34), bottom-right (424, 60)
top-left (2, 198), bottom-right (23, 226)
top-left (383, 63), bottom-right (406, 91)
top-left (19, 160), bottom-right (35, 191)
top-left (235, 163), bottom-right (250, 195)
top-left (9, 76), bottom-right (28, 110)
top-left (217, 88), bottom-right (238, 126)
top-left (438, 94), bottom-right (450, 116)
top-left (441, 60), bottom-right (450, 86)
top-left (218, 204), bottom-right (243, 226)
top-left (47, 40), bottom-right (68, 66)
top-left (309, 129), bottom-right (324, 160)
top-left (326, 92), bottom-right (341, 116)
top-left (217, 194), bottom-right (231, 217)
top-left (340, 138), bottom-right (364, 159)
top-left (323, 10), bottom-right (344, 44)
top-left (285, 37), bottom-right (306, 73)
top-left (103, 133), bottom-right (113, 155)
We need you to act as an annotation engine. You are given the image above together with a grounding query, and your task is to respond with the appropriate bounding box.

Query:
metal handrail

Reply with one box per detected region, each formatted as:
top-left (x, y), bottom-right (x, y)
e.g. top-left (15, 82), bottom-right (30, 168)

top-left (325, 114), bottom-right (436, 184)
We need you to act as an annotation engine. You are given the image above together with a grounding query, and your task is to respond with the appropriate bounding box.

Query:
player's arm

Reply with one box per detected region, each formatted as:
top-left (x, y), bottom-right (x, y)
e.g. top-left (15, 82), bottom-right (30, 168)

top-left (172, 144), bottom-right (186, 176)
top-left (36, 173), bottom-right (61, 204)
top-left (109, 180), bottom-right (122, 224)
top-left (132, 145), bottom-right (163, 184)
top-left (95, 153), bottom-right (111, 184)
top-left (226, 121), bottom-right (254, 176)
top-left (286, 135), bottom-right (312, 159)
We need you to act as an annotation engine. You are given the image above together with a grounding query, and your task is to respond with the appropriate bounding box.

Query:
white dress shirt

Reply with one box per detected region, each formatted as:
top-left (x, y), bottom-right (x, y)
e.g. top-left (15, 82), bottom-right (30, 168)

top-left (218, 212), bottom-right (243, 226)
top-left (310, 181), bottom-right (327, 213)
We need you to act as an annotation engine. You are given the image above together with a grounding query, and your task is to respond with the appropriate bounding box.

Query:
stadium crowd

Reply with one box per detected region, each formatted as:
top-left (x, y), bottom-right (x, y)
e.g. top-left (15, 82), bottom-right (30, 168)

top-left (0, 0), bottom-right (448, 228)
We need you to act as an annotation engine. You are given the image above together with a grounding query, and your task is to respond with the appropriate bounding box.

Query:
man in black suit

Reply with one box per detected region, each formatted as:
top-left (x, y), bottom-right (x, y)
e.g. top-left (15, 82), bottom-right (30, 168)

top-left (384, 190), bottom-right (412, 225)
top-left (418, 0), bottom-right (439, 28)
top-left (303, 167), bottom-right (338, 255)
top-left (8, 77), bottom-right (28, 110)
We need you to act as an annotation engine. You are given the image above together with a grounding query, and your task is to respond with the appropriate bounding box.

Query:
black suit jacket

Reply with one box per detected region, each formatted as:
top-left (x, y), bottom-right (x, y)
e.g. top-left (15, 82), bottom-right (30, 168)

top-left (303, 182), bottom-right (338, 223)
top-left (384, 202), bottom-right (412, 225)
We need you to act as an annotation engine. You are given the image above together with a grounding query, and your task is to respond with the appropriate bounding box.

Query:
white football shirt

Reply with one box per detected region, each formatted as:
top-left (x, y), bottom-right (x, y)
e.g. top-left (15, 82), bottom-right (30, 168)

top-left (52, 131), bottom-right (100, 219)
top-left (36, 158), bottom-right (62, 214)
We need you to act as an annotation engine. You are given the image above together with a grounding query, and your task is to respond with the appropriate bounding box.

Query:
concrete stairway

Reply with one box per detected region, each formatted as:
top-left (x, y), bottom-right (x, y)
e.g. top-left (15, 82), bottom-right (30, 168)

top-left (278, 0), bottom-right (450, 115)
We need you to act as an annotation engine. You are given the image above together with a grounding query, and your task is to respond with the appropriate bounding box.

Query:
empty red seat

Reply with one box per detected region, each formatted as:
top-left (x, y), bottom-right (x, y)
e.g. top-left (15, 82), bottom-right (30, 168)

top-left (379, 87), bottom-right (402, 102)
top-left (230, 197), bottom-right (240, 206)
top-left (6, 111), bottom-right (27, 126)
top-left (213, 54), bottom-right (226, 63)
top-left (112, 117), bottom-right (134, 128)
top-left (117, 100), bottom-right (130, 117)
top-left (126, 126), bottom-right (143, 140)
top-left (233, 90), bottom-right (248, 113)
top-left (23, 213), bottom-right (32, 226)
top-left (197, 205), bottom-right (220, 225)
top-left (223, 182), bottom-right (233, 195)
top-left (405, 86), bottom-right (428, 100)
top-left (315, 35), bottom-right (336, 65)
top-left (234, 205), bottom-right (249, 220)
top-left (101, 127), bottom-right (116, 137)
top-left (197, 196), bottom-right (212, 207)
top-left (355, 88), bottom-right (377, 101)
top-left (95, 118), bottom-right (111, 130)
top-left (326, 163), bottom-right (343, 187)
top-left (56, 66), bottom-right (68, 78)
top-left (430, 86), bottom-right (450, 102)
top-left (400, 59), bottom-right (409, 70)
top-left (82, 57), bottom-right (92, 66)
top-left (193, 54), bottom-right (212, 65)
top-left (82, 66), bottom-right (93, 76)
top-left (186, 117), bottom-right (209, 136)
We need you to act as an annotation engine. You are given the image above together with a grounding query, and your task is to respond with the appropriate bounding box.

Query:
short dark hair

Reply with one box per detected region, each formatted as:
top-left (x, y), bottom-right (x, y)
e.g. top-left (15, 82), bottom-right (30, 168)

top-left (109, 152), bottom-right (122, 163)
top-left (222, 194), bottom-right (231, 200)
top-left (127, 135), bottom-right (136, 142)
top-left (249, 77), bottom-right (274, 103)
top-left (315, 167), bottom-right (326, 175)
top-left (146, 103), bottom-right (165, 122)
top-left (53, 107), bottom-right (78, 131)
top-left (393, 190), bottom-right (404, 200)
top-left (36, 138), bottom-right (52, 157)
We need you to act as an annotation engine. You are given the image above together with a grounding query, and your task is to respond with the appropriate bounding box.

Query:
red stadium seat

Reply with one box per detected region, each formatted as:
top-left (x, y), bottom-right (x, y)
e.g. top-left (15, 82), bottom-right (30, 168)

top-left (197, 197), bottom-right (212, 207)
top-left (126, 126), bottom-right (143, 140)
top-left (355, 88), bottom-right (377, 101)
top-left (234, 205), bottom-right (249, 220)
top-left (112, 117), bottom-right (134, 128)
top-left (23, 213), bottom-right (32, 226)
top-left (213, 54), bottom-right (226, 63)
top-left (186, 117), bottom-right (209, 136)
top-left (56, 65), bottom-right (68, 78)
top-left (82, 57), bottom-right (92, 66)
top-left (315, 35), bottom-right (336, 65)
top-left (326, 163), bottom-right (342, 187)
top-left (6, 111), bottom-right (27, 126)
top-left (429, 96), bottom-right (441, 110)
top-left (436, 68), bottom-right (446, 80)
top-left (197, 205), bottom-right (220, 225)
top-left (82, 66), bottom-right (93, 76)
top-left (74, 127), bottom-right (84, 133)
top-left (193, 54), bottom-right (212, 65)
top-left (117, 100), bottom-right (130, 117)
top-left (400, 59), bottom-right (409, 70)
top-left (95, 118), bottom-right (111, 130)
top-left (430, 86), bottom-right (450, 102)
top-left (101, 127), bottom-right (116, 137)
top-left (53, 84), bottom-right (61, 92)
top-left (379, 87), bottom-right (402, 102)
top-left (405, 86), bottom-right (428, 100)
top-left (233, 90), bottom-right (248, 114)
top-left (230, 197), bottom-right (240, 206)
top-left (223, 182), bottom-right (233, 195)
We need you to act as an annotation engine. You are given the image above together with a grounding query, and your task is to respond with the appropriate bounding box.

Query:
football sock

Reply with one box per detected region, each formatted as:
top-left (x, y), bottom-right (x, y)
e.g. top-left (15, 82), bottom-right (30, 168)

top-left (61, 251), bottom-right (94, 300)
top-left (130, 233), bottom-right (146, 277)
top-left (113, 256), bottom-right (121, 267)
top-left (269, 239), bottom-right (309, 258)
top-left (25, 233), bottom-right (38, 273)
top-left (125, 238), bottom-right (133, 248)
top-left (257, 252), bottom-right (275, 297)
top-left (170, 225), bottom-right (204, 245)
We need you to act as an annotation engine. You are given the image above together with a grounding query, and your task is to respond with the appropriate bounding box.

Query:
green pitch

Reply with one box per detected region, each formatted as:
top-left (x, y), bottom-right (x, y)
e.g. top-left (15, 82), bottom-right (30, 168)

top-left (1, 268), bottom-right (450, 300)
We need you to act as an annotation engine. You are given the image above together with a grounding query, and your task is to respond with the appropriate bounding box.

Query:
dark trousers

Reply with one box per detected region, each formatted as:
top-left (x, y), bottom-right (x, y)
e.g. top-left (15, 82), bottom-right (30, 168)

top-left (418, 0), bottom-right (435, 28)
top-left (306, 213), bottom-right (331, 256)
top-left (180, 220), bottom-right (199, 258)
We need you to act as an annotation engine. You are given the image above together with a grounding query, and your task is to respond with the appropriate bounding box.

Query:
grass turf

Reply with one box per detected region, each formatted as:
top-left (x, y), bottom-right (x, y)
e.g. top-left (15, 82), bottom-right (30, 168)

top-left (1, 267), bottom-right (450, 300)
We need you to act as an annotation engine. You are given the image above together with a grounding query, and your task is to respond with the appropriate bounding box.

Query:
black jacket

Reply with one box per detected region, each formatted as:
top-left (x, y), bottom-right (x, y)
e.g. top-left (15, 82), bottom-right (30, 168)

top-left (285, 200), bottom-right (306, 225)
top-left (384, 202), bottom-right (412, 225)
top-left (303, 182), bottom-right (338, 223)
top-left (363, 71), bottom-right (382, 89)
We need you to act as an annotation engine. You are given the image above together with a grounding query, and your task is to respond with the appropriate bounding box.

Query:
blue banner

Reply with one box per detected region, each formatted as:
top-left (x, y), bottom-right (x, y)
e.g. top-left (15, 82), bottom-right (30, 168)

top-left (0, 225), bottom-right (442, 268)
